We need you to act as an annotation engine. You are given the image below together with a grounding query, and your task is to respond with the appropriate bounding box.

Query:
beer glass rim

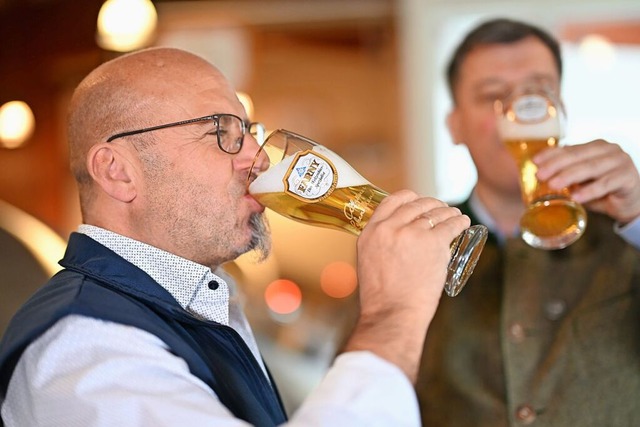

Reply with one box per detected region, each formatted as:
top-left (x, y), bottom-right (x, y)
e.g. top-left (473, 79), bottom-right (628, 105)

top-left (495, 81), bottom-right (565, 113)
top-left (247, 128), bottom-right (320, 187)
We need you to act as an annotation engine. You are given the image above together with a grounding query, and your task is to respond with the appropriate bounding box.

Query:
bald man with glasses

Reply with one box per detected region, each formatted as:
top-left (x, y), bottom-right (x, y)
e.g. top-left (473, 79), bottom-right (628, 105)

top-left (0, 47), bottom-right (468, 426)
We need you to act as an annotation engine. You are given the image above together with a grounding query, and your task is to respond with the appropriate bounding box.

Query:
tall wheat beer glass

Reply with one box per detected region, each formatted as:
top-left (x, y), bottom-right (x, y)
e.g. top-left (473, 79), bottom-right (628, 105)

top-left (495, 84), bottom-right (587, 249)
top-left (248, 129), bottom-right (488, 297)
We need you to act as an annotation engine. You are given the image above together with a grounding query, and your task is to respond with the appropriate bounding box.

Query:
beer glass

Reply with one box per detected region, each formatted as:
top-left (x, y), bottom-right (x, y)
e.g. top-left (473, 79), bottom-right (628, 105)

top-left (247, 129), bottom-right (488, 297)
top-left (495, 84), bottom-right (587, 249)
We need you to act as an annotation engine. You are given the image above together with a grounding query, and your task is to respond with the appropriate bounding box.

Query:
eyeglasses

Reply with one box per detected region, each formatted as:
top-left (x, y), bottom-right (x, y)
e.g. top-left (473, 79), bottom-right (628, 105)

top-left (106, 113), bottom-right (266, 155)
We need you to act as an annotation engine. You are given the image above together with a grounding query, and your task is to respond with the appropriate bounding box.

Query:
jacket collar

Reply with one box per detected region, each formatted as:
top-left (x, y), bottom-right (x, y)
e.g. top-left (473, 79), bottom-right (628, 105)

top-left (60, 232), bottom-right (184, 312)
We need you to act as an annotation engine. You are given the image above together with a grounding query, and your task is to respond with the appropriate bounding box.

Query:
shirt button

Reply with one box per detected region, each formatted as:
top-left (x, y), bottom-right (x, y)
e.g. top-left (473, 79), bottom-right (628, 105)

top-left (544, 298), bottom-right (566, 320)
top-left (208, 280), bottom-right (219, 290)
top-left (515, 404), bottom-right (536, 424)
top-left (508, 323), bottom-right (526, 343)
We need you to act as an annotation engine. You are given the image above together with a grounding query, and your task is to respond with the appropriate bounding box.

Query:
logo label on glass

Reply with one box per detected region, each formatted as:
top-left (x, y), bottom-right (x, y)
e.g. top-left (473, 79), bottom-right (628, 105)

top-left (284, 150), bottom-right (338, 202)
top-left (513, 94), bottom-right (550, 123)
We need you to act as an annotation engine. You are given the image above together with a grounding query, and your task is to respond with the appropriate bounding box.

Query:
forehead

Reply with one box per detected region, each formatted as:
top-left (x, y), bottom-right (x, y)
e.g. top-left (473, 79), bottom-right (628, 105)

top-left (139, 57), bottom-right (245, 120)
top-left (185, 81), bottom-right (246, 119)
top-left (457, 36), bottom-right (559, 91)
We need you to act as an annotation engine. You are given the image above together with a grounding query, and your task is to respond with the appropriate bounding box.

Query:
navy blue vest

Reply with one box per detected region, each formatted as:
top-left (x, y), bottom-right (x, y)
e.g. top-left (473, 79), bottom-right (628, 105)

top-left (0, 233), bottom-right (287, 426)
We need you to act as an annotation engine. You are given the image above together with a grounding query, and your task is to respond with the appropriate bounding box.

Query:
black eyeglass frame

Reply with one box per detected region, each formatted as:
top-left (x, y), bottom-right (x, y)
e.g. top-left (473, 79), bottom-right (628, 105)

top-left (106, 113), bottom-right (265, 155)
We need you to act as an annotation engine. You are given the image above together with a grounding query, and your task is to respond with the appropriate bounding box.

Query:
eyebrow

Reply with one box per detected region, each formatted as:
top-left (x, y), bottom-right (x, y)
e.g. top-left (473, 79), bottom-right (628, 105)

top-left (472, 73), bottom-right (558, 91)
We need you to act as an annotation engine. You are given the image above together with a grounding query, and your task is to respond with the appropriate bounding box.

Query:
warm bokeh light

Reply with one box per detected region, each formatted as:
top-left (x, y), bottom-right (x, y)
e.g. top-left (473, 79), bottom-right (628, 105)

top-left (0, 199), bottom-right (66, 276)
top-left (0, 100), bottom-right (35, 149)
top-left (579, 34), bottom-right (616, 71)
top-left (264, 279), bottom-right (303, 315)
top-left (96, 0), bottom-right (157, 52)
top-left (320, 261), bottom-right (358, 298)
top-left (237, 91), bottom-right (254, 120)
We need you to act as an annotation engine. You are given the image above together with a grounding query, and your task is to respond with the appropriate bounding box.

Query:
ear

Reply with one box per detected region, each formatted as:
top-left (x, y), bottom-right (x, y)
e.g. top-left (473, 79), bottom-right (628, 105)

top-left (86, 143), bottom-right (137, 203)
top-left (446, 108), bottom-right (464, 146)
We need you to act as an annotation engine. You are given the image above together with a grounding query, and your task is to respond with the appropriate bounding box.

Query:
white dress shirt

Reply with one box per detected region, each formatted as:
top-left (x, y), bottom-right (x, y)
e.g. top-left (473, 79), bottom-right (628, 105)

top-left (1, 226), bottom-right (420, 426)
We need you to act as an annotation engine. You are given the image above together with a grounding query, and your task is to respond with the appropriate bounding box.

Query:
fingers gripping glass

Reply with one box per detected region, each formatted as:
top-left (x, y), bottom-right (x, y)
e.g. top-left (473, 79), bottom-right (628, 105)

top-left (106, 113), bottom-right (266, 154)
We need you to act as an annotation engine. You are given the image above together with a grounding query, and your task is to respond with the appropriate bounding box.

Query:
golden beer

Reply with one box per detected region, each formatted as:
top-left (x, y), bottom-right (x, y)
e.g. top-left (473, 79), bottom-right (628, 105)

top-left (248, 129), bottom-right (488, 297)
top-left (253, 184), bottom-right (387, 236)
top-left (496, 84), bottom-right (587, 249)
top-left (505, 137), bottom-right (587, 246)
top-left (249, 138), bottom-right (388, 235)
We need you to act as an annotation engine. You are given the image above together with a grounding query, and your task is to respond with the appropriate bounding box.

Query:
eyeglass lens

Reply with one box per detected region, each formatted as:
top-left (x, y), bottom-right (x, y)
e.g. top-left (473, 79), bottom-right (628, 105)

top-left (218, 114), bottom-right (244, 154)
top-left (217, 115), bottom-right (265, 153)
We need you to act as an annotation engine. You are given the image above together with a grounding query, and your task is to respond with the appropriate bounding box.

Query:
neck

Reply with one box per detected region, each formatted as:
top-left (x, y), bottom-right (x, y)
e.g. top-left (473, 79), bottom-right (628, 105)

top-left (474, 184), bottom-right (523, 236)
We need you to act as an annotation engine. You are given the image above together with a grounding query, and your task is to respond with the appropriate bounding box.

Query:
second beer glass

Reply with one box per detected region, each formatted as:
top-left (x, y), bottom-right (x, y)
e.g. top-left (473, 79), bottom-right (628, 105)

top-left (495, 84), bottom-right (587, 249)
top-left (247, 129), bottom-right (488, 297)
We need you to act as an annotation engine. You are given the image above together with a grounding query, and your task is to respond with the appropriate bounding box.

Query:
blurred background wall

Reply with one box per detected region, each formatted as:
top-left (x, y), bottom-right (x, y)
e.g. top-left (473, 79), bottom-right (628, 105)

top-left (1, 0), bottom-right (638, 414)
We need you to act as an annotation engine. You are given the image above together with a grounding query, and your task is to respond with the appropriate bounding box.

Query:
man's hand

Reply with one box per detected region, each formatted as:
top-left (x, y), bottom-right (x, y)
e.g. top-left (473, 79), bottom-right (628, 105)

top-left (343, 190), bottom-right (469, 383)
top-left (535, 139), bottom-right (640, 225)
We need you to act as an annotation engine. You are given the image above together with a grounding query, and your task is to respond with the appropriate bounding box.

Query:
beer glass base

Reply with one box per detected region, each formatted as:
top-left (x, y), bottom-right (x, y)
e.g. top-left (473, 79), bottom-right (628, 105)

top-left (520, 198), bottom-right (587, 250)
top-left (445, 224), bottom-right (489, 297)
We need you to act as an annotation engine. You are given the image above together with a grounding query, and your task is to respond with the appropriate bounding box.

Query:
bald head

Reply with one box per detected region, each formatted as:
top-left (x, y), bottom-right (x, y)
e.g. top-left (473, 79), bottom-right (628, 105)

top-left (67, 47), bottom-right (234, 214)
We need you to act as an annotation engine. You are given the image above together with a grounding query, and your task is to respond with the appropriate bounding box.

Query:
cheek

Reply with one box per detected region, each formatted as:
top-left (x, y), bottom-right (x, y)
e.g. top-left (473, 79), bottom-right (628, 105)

top-left (173, 166), bottom-right (225, 211)
top-left (479, 114), bottom-right (498, 136)
top-left (466, 108), bottom-right (498, 138)
top-left (461, 111), bottom-right (520, 174)
top-left (458, 109), bottom-right (499, 150)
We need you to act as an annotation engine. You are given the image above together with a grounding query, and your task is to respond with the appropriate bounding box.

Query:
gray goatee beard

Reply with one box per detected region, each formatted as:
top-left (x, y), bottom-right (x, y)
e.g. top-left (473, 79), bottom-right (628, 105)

top-left (248, 212), bottom-right (271, 262)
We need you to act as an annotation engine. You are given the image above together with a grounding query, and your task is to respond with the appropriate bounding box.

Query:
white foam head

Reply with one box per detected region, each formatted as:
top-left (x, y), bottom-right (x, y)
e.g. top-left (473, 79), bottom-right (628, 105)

top-left (497, 92), bottom-right (565, 139)
top-left (497, 116), bottom-right (562, 140)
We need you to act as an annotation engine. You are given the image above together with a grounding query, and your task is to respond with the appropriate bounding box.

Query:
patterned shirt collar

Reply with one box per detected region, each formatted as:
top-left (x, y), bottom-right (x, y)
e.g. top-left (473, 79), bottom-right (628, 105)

top-left (77, 224), bottom-right (229, 325)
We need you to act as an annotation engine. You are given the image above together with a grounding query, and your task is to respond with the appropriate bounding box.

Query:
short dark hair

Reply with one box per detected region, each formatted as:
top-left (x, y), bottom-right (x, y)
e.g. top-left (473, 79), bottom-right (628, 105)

top-left (446, 18), bottom-right (562, 102)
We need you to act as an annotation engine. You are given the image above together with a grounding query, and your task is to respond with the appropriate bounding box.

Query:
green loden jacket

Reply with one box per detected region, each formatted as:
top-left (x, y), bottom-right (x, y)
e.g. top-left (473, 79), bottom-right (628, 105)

top-left (417, 200), bottom-right (640, 426)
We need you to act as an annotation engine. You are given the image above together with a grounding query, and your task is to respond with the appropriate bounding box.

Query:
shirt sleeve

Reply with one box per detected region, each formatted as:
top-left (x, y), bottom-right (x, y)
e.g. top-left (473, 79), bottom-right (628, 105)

top-left (288, 352), bottom-right (420, 426)
top-left (615, 215), bottom-right (640, 250)
top-left (2, 316), bottom-right (420, 427)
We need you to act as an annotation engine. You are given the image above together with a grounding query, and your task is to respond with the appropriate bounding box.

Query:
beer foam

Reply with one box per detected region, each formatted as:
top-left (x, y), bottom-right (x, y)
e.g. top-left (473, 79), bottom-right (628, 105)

top-left (497, 116), bottom-right (562, 140)
top-left (249, 145), bottom-right (369, 194)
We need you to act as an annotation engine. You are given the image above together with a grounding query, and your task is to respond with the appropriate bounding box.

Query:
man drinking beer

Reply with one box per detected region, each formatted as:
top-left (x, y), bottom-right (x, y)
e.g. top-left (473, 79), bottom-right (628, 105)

top-left (416, 17), bottom-right (640, 427)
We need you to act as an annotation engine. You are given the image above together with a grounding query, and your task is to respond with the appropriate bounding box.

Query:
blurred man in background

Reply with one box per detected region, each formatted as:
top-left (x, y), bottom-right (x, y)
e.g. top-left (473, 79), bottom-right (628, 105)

top-left (417, 18), bottom-right (640, 426)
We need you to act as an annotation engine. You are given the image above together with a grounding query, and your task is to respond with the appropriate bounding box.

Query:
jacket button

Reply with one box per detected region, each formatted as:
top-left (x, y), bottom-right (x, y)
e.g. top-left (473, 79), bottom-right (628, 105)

top-left (508, 323), bottom-right (526, 343)
top-left (516, 404), bottom-right (536, 424)
top-left (544, 298), bottom-right (566, 320)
